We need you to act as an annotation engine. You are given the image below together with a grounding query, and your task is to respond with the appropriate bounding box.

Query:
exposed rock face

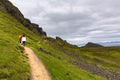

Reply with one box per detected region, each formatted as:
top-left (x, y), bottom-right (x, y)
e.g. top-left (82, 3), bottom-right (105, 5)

top-left (0, 0), bottom-right (46, 35)
top-left (83, 42), bottom-right (104, 48)
top-left (56, 36), bottom-right (65, 42)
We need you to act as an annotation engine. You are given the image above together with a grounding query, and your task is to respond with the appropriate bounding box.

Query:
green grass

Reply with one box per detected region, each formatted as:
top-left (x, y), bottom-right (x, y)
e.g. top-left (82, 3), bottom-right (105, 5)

top-left (0, 10), bottom-right (39, 80)
top-left (0, 9), bottom-right (108, 80)
top-left (56, 40), bottom-right (120, 71)
top-left (29, 41), bottom-right (107, 80)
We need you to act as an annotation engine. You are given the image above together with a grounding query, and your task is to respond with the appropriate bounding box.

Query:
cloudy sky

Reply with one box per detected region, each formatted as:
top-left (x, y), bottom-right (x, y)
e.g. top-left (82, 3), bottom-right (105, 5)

top-left (10, 0), bottom-right (120, 45)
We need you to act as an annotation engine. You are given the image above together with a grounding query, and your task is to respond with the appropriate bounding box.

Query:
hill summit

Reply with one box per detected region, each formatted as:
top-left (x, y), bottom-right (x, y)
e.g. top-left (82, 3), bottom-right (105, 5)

top-left (83, 42), bottom-right (104, 48)
top-left (0, 0), bottom-right (46, 35)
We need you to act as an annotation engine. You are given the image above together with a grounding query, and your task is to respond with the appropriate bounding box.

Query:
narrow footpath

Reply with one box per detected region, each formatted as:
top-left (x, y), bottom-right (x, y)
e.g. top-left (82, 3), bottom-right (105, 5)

top-left (24, 47), bottom-right (51, 80)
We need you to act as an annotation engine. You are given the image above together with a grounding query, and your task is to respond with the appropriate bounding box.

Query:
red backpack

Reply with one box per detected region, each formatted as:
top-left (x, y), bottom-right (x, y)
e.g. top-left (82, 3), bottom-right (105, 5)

top-left (19, 35), bottom-right (23, 40)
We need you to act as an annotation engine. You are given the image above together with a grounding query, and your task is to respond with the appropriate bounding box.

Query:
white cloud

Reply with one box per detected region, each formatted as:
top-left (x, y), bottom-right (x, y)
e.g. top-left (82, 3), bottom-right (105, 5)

top-left (10, 0), bottom-right (120, 45)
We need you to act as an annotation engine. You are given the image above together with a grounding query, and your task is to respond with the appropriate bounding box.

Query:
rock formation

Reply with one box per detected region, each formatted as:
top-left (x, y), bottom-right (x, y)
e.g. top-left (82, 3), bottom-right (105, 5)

top-left (0, 0), bottom-right (46, 35)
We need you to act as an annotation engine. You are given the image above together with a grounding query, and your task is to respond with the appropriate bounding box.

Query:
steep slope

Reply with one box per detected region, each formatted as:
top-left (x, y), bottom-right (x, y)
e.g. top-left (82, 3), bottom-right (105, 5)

top-left (0, 0), bottom-right (46, 35)
top-left (1, 1), bottom-right (120, 80)
top-left (0, 9), bottom-right (106, 80)
top-left (0, 10), bottom-right (31, 80)
top-left (0, 7), bottom-right (49, 79)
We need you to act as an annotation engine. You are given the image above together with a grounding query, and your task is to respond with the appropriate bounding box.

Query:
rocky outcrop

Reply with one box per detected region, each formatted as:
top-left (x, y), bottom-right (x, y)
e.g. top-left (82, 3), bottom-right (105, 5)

top-left (72, 58), bottom-right (120, 80)
top-left (55, 36), bottom-right (78, 48)
top-left (0, 0), bottom-right (46, 35)
top-left (83, 42), bottom-right (104, 48)
top-left (56, 36), bottom-right (64, 41)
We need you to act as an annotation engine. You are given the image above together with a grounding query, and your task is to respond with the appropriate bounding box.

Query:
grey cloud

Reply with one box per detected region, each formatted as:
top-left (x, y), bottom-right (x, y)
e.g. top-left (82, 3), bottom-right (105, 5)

top-left (42, 11), bottom-right (96, 36)
top-left (10, 0), bottom-right (120, 45)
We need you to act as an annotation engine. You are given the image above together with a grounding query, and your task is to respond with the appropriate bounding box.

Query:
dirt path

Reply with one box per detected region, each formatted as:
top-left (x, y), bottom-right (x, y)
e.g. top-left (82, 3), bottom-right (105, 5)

top-left (24, 47), bottom-right (51, 80)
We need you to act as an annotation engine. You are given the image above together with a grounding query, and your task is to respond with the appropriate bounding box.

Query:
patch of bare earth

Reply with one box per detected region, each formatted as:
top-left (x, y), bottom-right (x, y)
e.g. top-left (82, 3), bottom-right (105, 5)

top-left (24, 47), bottom-right (51, 80)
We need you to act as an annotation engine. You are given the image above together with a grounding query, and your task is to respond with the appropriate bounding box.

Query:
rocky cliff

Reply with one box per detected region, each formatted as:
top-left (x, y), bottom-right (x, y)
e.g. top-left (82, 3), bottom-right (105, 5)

top-left (0, 0), bottom-right (46, 35)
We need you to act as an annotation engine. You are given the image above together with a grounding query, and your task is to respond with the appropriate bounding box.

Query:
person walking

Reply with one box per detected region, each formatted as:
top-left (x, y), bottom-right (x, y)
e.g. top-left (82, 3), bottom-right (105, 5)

top-left (21, 35), bottom-right (26, 46)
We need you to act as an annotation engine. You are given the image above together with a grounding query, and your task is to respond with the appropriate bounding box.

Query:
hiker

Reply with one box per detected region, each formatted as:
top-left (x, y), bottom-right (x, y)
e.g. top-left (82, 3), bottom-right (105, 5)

top-left (19, 35), bottom-right (23, 44)
top-left (21, 35), bottom-right (26, 46)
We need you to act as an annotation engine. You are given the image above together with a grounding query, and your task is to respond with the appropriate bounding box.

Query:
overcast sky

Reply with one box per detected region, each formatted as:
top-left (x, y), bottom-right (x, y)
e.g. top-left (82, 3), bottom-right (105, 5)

top-left (10, 0), bottom-right (120, 45)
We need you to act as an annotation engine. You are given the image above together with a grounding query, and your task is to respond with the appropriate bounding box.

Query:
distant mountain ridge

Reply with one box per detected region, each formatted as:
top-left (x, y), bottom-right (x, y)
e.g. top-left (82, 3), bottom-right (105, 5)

top-left (83, 42), bottom-right (104, 48)
top-left (100, 41), bottom-right (120, 46)
top-left (78, 41), bottom-right (120, 47)
top-left (0, 0), bottom-right (46, 35)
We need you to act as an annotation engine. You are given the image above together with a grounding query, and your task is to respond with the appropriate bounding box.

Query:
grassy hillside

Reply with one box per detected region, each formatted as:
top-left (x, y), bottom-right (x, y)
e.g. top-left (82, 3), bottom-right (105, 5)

top-left (48, 37), bottom-right (120, 71)
top-left (0, 7), bottom-right (120, 80)
top-left (62, 44), bottom-right (120, 71)
top-left (0, 9), bottom-right (40, 80)
top-left (44, 37), bottom-right (120, 80)
top-left (0, 10), bottom-right (29, 80)
top-left (33, 44), bottom-right (108, 80)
